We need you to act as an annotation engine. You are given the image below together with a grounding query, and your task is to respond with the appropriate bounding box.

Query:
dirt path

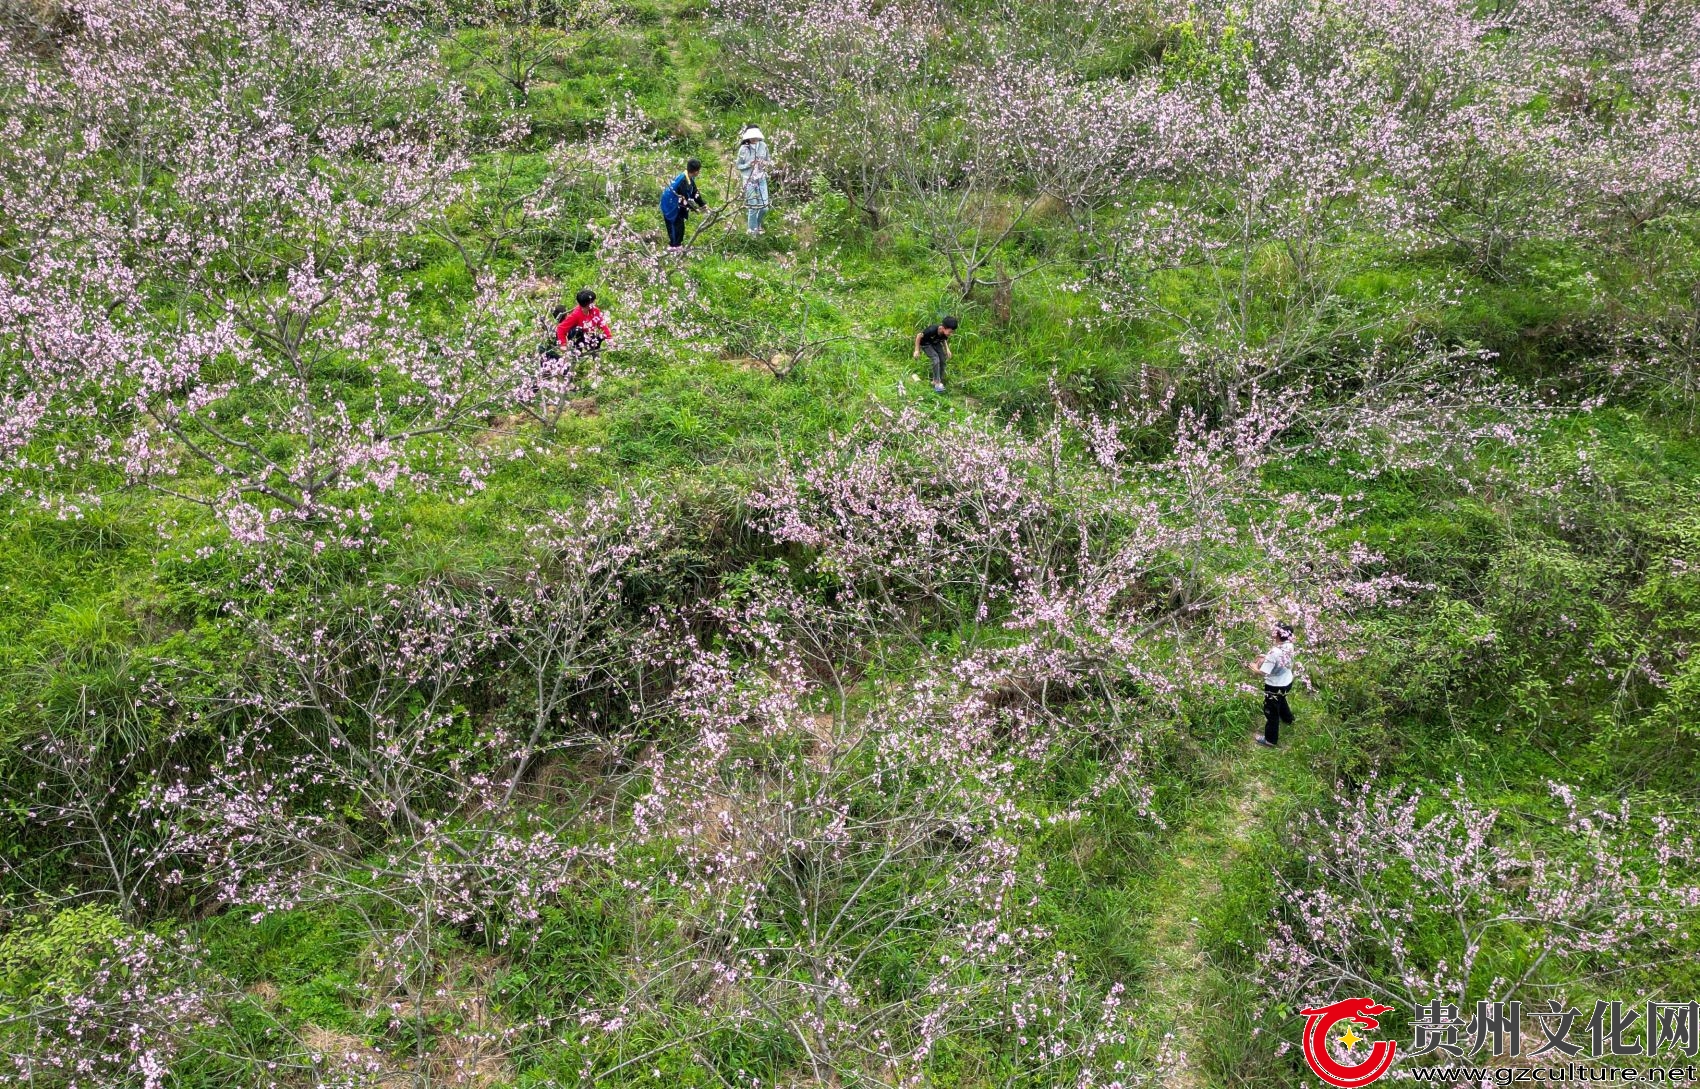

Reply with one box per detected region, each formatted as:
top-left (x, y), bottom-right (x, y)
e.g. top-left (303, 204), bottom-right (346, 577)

top-left (1137, 757), bottom-right (1275, 1088)
top-left (666, 24), bottom-right (753, 243)
top-left (667, 30), bottom-right (706, 139)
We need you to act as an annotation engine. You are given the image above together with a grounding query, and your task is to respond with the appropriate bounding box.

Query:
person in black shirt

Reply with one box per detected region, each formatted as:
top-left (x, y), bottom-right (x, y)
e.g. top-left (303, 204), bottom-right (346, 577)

top-left (913, 315), bottom-right (959, 393)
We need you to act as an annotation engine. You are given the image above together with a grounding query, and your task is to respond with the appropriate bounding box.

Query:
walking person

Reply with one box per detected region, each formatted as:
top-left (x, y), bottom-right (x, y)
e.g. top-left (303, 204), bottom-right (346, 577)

top-left (557, 289), bottom-right (613, 355)
top-left (734, 125), bottom-right (771, 235)
top-left (660, 158), bottom-right (708, 252)
top-left (913, 316), bottom-right (958, 394)
top-left (1250, 621), bottom-right (1296, 747)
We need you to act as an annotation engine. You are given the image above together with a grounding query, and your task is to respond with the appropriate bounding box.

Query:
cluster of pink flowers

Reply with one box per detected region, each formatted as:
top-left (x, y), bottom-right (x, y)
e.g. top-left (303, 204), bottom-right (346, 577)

top-left (1259, 777), bottom-right (1700, 1018)
top-left (754, 391), bottom-right (1419, 674)
top-left (0, 0), bottom-right (548, 541)
top-left (714, 0), bottom-right (1700, 395)
top-left (143, 492), bottom-right (670, 951)
top-left (712, 0), bottom-right (934, 229)
top-left (549, 394), bottom-right (1428, 1079)
top-left (0, 921), bottom-right (214, 1089)
top-left (10, 384), bottom-right (1447, 1081)
top-left (589, 571), bottom-right (1152, 1084)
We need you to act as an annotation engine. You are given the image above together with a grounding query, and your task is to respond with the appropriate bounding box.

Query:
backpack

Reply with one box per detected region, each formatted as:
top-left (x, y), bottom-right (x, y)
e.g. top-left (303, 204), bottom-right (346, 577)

top-left (659, 173), bottom-right (684, 220)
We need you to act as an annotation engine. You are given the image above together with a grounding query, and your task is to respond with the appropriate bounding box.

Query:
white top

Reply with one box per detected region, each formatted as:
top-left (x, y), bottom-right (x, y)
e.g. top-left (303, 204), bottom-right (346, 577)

top-left (735, 140), bottom-right (770, 182)
top-left (1260, 640), bottom-right (1295, 687)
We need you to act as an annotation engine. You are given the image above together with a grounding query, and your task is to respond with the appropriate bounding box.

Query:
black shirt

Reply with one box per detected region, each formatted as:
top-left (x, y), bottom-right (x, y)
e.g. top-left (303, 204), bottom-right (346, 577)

top-left (670, 172), bottom-right (705, 209)
top-left (918, 324), bottom-right (952, 347)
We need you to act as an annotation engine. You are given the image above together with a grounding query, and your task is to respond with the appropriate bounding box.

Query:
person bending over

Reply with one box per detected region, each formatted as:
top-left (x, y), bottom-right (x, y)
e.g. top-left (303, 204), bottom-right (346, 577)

top-left (914, 315), bottom-right (959, 394)
top-left (660, 158), bottom-right (708, 251)
top-left (557, 288), bottom-right (613, 355)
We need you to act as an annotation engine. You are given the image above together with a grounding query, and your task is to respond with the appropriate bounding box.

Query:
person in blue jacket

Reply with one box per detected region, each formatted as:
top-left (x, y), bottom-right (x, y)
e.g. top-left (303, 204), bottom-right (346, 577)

top-left (660, 158), bottom-right (707, 251)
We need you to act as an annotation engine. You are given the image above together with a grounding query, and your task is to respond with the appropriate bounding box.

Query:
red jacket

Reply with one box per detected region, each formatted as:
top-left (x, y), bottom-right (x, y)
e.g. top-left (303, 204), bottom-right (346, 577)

top-left (557, 305), bottom-right (612, 346)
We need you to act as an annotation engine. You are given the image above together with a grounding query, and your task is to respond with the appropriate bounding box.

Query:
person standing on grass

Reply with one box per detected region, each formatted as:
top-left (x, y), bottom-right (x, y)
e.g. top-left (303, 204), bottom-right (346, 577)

top-left (1250, 621), bottom-right (1296, 747)
top-left (557, 288), bottom-right (613, 355)
top-left (734, 125), bottom-right (771, 236)
top-left (660, 158), bottom-right (708, 252)
top-left (913, 315), bottom-right (958, 394)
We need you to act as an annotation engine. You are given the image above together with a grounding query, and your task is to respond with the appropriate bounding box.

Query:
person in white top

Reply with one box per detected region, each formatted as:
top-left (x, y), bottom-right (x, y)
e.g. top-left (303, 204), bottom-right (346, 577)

top-left (734, 125), bottom-right (771, 235)
top-left (1249, 621), bottom-right (1296, 747)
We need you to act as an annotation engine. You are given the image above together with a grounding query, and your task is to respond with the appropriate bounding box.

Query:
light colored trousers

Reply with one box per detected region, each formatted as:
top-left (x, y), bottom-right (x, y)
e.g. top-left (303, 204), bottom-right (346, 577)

top-left (744, 177), bottom-right (769, 232)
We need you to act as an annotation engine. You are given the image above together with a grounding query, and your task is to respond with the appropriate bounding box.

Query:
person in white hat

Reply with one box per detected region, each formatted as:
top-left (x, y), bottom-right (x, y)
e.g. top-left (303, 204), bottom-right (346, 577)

top-left (734, 125), bottom-right (771, 235)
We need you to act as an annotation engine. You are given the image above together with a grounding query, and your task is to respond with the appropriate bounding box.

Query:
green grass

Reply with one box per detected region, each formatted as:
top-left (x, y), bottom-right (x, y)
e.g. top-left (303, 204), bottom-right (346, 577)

top-left (4, 3), bottom-right (1700, 1086)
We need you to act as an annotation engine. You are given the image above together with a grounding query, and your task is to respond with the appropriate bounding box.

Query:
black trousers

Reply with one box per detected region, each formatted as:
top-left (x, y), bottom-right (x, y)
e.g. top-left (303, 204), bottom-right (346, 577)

top-left (665, 214), bottom-right (686, 247)
top-left (921, 342), bottom-right (946, 385)
top-left (1263, 683), bottom-right (1294, 743)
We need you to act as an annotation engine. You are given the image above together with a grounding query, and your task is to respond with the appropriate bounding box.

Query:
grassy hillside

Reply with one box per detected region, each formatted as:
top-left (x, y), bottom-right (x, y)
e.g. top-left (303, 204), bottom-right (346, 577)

top-left (3, 1), bottom-right (1700, 1086)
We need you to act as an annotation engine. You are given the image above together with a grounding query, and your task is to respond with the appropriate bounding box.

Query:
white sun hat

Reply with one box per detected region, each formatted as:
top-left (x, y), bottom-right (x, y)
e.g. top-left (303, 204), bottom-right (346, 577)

top-left (741, 126), bottom-right (765, 142)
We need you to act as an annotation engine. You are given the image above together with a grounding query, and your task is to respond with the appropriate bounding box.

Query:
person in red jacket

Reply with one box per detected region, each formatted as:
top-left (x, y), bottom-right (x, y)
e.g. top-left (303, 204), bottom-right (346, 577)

top-left (557, 288), bottom-right (614, 355)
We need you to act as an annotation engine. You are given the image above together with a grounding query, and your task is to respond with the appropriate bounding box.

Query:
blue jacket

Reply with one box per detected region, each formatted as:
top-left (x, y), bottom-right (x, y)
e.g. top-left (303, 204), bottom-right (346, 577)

top-left (659, 172), bottom-right (701, 220)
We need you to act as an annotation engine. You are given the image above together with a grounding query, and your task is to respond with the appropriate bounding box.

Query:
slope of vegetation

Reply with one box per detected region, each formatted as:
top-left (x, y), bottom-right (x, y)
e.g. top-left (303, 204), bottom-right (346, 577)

top-left (2, 0), bottom-right (1700, 1085)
